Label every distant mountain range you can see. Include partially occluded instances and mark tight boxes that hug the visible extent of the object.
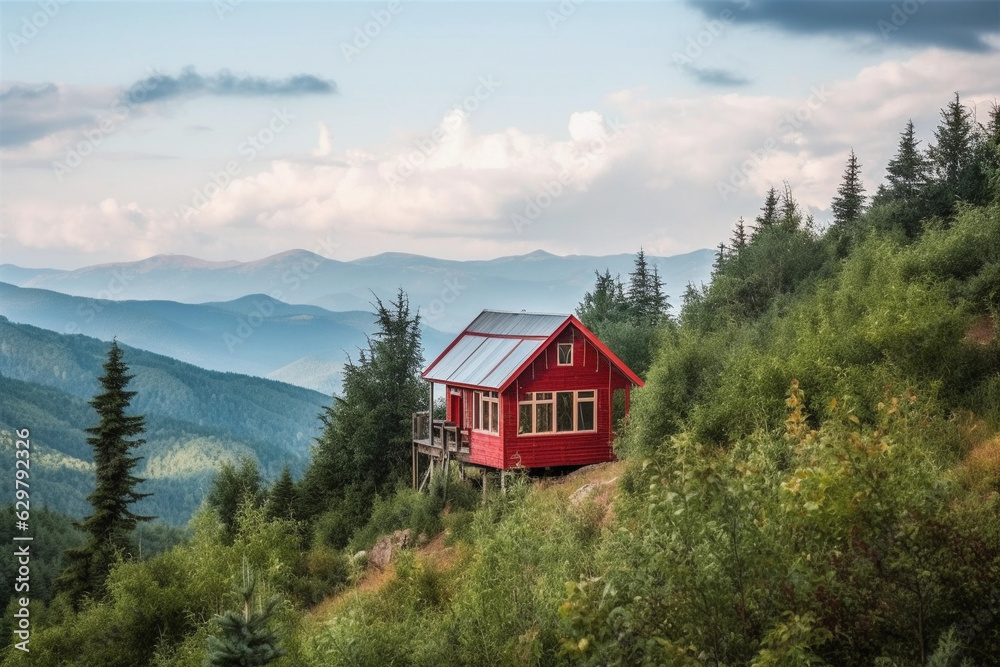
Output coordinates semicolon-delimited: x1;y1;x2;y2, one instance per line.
0;283;454;395
0;318;329;524
0;248;715;333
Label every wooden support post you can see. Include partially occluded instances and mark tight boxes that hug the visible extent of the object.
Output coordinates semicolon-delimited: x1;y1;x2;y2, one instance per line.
412;442;418;490
501;469;507;494
419;464;432;492
442;453;450;504
428;381;434;431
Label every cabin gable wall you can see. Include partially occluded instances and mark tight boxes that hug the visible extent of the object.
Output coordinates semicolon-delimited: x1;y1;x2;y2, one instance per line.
500;326;631;469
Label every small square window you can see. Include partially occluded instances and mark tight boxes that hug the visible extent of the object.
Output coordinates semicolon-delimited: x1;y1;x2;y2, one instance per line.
557;343;573;365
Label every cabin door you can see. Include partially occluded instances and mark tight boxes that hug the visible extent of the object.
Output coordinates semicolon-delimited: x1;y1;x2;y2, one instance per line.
449;392;463;427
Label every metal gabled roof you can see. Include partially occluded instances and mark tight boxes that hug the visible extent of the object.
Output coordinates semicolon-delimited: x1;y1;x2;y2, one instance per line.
465;310;567;337
422;334;547;389
422;310;644;391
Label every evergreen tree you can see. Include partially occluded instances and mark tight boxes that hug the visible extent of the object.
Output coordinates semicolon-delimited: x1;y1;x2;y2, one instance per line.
778;181;801;231
627;248;652;315
713;242;728;273
204;570;284;667
831;148;866;225
297;290;424;528
681;282;702;311
679;282;710;331
207;456;264;538
649;265;670;318
729;217;748;255
754;187;780;232
929;92;976;187
264;465;296;521
56;341;151;604
986;101;1000;148
627;249;669;324
576;250;670;379
885;119;929;199
577;269;628;327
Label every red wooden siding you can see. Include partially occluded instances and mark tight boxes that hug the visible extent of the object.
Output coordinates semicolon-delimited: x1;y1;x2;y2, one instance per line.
502;325;631;469
444;385;507;468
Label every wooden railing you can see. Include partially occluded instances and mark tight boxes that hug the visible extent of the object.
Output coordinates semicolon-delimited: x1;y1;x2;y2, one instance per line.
412;412;470;455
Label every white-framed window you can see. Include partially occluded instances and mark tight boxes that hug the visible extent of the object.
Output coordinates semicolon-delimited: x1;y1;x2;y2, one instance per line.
473;390;499;433
557;342;573;366
518;390;595;435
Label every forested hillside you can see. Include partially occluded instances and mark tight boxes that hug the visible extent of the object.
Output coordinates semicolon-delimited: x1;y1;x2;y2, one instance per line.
3;94;999;667
0;319;328;523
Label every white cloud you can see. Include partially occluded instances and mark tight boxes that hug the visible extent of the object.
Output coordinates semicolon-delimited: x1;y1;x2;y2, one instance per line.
3;47;999;265
311;122;332;157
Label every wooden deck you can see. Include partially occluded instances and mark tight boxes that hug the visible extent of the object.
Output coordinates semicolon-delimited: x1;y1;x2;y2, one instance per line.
411;411;472;489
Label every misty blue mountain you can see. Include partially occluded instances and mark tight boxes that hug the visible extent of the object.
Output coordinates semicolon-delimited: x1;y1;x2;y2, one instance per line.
1;248;714;332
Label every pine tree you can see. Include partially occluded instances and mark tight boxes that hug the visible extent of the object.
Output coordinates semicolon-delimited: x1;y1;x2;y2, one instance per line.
204;570;284;667
57;340;151;604
831;149;866;225
264;465;296;521
885;119;929;199
755;187;780;231
929;92;975;187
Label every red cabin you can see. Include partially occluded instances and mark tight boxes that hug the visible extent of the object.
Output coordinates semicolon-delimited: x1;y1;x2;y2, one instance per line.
412;310;643;480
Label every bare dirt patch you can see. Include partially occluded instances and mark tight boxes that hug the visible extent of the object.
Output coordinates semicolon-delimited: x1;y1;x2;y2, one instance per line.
965;314;997;346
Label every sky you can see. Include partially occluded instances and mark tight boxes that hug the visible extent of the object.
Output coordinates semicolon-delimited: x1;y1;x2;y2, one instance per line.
1;0;998;270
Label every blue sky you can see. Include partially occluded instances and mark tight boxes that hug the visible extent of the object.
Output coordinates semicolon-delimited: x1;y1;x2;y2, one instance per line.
1;1;998;269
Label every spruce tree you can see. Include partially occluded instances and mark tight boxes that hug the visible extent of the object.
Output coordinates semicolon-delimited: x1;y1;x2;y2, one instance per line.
729;217;748;255
297;290;424;530
57;340;151;604
713;242;728;273
885;119;929;199
831;149;866;225
204;571;284;667
649;264;670;319
264;465;296;521
578;269;628;327
755;187;780;231
627;249;668;324
207;456;264;539
929;92;975;187
986;101;1000;148
778;181;801;231
627;248;652;316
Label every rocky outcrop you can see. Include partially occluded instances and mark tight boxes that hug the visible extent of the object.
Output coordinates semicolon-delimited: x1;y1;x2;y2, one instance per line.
368;529;412;570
